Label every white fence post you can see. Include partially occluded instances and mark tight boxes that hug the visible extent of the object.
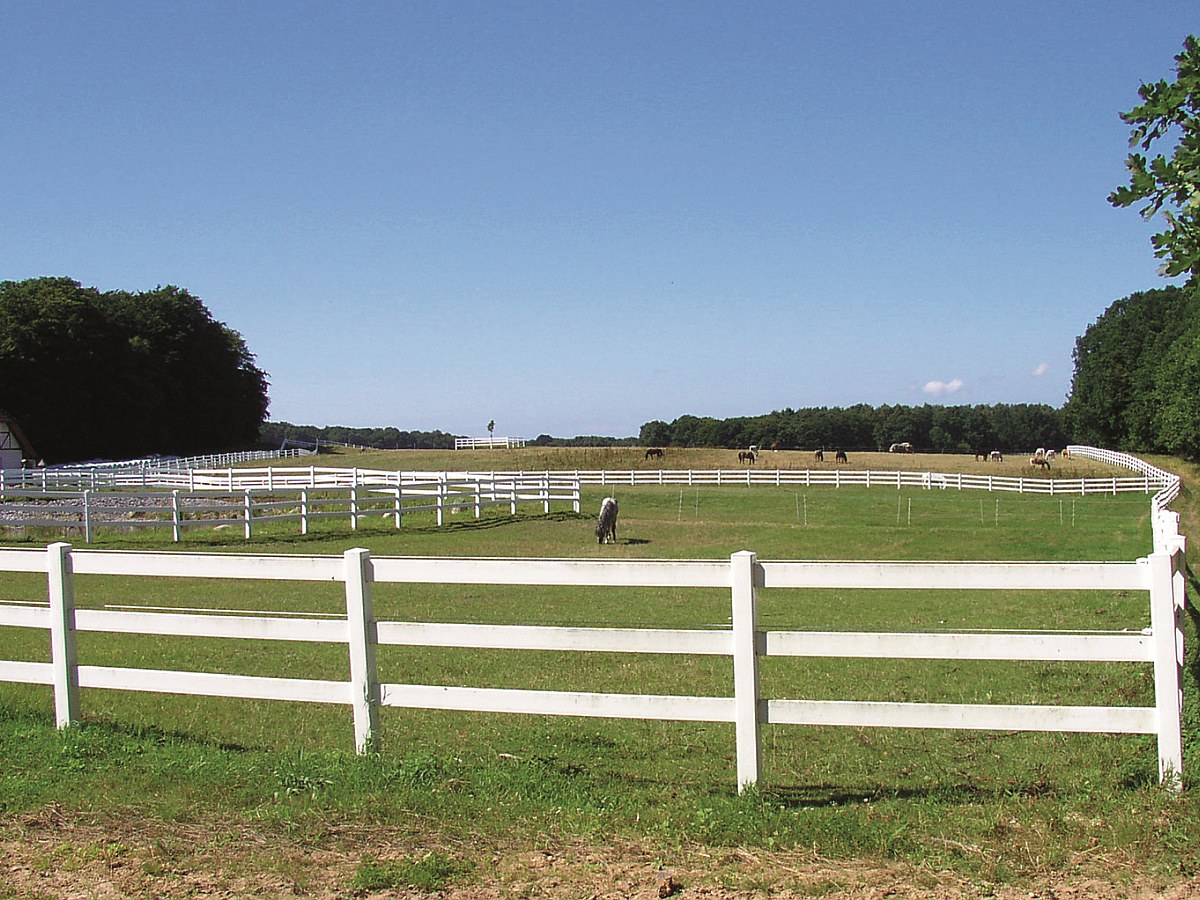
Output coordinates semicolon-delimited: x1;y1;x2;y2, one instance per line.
731;550;761;792
243;489;253;539
344;548;380;753
300;489;309;535
171;491;181;542
47;542;81;729
350;484;359;531
1148;549;1185;789
82;490;92;544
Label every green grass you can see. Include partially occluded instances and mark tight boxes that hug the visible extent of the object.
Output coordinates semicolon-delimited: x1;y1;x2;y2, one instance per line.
0;478;1196;887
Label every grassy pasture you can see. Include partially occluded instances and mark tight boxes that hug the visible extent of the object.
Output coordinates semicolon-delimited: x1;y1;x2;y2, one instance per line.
0;457;1196;891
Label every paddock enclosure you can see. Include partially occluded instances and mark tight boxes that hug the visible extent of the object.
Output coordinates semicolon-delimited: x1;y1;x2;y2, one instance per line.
0;447;1188;793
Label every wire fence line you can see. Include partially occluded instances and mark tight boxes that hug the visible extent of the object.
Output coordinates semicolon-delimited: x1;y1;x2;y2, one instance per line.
0;476;582;543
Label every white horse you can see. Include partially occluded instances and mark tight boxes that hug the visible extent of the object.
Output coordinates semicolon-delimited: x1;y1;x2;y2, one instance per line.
596;497;619;544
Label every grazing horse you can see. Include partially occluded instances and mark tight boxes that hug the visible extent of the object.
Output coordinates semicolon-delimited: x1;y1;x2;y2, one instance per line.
738;450;757;464
814;449;824;462
989;450;1003;462
974;448;988;461
644;448;664;460
1030;455;1051;472
595;497;619;544
835;449;848;464
890;442;915;453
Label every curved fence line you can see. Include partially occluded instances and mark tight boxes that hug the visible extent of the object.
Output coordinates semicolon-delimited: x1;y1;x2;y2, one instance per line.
1065;445;1182;511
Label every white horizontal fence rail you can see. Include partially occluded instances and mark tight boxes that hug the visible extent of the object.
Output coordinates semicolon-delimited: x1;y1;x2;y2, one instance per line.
0;448;311;491
0;475;582;543
1;444;1176;499
0;507;1186;791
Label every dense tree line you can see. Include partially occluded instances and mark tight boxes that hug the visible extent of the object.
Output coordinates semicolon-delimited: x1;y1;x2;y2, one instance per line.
1063;285;1200;457
0;277;268;463
259;421;458;450
530;434;639;447
638;403;1066;453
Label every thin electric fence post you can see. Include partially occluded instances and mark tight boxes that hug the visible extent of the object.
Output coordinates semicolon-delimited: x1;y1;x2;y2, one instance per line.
1148;548;1184;789
995;498;999;526
344;547;380;754
730;550;761;792
804;494;808;526
47;542;80;729
678;489;683;522
897;495;902;525
82;490;91;544
172;490;181;542
907;497;912;526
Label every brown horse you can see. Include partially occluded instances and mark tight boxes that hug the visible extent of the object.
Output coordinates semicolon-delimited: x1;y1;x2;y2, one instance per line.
835;449;848;464
644;448;664;460
738;450;757;464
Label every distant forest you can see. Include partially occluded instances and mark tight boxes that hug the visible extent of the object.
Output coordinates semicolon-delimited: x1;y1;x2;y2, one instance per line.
259;422;459;450
261;404;1066;454
638;404;1067;453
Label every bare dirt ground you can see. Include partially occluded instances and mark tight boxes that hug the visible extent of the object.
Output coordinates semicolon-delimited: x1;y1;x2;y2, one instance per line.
3;807;1198;900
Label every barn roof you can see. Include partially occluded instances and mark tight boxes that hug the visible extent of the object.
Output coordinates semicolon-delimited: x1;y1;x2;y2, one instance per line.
0;409;36;458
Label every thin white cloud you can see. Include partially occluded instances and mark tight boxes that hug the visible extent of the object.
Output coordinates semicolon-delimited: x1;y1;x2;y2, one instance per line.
922;378;964;398
1031;362;1050;377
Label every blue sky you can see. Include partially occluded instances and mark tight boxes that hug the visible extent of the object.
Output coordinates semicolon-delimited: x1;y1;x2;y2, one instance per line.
3;2;1196;438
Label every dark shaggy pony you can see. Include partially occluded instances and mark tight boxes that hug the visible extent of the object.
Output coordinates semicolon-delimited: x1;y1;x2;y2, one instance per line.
596;496;619;544
644;448;664;460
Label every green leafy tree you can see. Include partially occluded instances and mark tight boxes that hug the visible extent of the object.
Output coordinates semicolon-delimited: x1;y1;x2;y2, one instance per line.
1064;286;1200;454
0;277;269;462
1109;35;1200;282
1150;322;1200;455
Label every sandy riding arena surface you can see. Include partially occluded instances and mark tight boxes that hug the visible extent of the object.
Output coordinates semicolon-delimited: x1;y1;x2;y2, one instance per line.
3;807;1198;900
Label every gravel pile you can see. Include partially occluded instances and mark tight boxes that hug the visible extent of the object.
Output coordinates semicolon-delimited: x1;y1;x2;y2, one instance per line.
0;494;237;523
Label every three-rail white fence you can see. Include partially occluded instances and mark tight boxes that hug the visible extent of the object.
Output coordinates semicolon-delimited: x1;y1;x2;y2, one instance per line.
0;514;1186;792
0;446;1187;791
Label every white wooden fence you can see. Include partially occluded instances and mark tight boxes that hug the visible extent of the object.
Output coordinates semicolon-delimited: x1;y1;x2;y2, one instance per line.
0;475;582;543
0;503;1186;792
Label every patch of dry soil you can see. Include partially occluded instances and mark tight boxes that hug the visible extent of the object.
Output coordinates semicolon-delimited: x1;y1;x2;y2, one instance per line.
2;807;1198;900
